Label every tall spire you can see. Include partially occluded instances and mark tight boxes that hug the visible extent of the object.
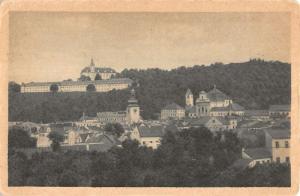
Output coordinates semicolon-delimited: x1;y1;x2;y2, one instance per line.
90;58;95;67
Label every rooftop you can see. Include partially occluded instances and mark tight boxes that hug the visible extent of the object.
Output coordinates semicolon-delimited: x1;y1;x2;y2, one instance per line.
22;78;133;87
269;105;291;112
207;86;231;102
162;103;184;110
243;148;272;159
138;126;164;137
265;128;290;139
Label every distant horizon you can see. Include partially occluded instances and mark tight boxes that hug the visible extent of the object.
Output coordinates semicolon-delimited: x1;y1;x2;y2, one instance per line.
10;58;290;84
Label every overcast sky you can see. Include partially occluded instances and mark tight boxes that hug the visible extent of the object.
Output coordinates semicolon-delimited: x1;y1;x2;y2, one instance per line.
9;12;290;83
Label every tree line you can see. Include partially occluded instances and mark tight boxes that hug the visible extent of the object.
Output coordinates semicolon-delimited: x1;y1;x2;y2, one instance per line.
8;126;290;187
9;59;290;122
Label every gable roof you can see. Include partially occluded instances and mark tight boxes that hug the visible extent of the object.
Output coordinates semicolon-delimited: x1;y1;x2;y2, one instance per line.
243;148;272;159
269;105;290;112
137;126;164;137
207;87;231;102
162;103;184;110
265;129;290;139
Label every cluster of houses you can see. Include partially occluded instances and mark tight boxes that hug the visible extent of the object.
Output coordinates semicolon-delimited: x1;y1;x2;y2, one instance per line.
10;86;291;168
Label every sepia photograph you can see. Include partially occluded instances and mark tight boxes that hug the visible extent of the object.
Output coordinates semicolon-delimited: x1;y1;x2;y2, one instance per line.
1;0;300;195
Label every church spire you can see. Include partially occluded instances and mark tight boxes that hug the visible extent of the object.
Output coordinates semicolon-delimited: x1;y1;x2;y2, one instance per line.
90;58;95;67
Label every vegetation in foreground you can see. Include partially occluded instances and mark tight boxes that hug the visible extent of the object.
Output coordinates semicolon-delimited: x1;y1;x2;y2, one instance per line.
8;127;290;187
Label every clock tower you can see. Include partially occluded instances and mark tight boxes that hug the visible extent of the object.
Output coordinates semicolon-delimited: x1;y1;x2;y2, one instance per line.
126;88;140;124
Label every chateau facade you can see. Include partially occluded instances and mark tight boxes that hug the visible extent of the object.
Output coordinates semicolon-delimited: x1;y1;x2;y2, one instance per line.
21;78;133;93
20;59;132;93
81;58;117;80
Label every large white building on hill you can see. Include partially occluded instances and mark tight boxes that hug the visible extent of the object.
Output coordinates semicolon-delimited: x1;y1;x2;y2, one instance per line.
80;58;117;80
20;59;132;93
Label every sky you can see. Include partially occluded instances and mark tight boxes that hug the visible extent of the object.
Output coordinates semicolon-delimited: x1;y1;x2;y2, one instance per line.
9;12;290;83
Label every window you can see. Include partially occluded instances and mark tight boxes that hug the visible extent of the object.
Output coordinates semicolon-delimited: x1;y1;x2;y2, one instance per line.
285;141;289;148
276;157;280;163
286;157;290;163
275;141;279;148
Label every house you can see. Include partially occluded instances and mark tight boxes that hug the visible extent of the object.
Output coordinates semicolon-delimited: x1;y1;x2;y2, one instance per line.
242;148;272;166
269;105;290;118
131;125;164;149
189;116;237;132
265;128;290;163
161;103;185;120
36;126;52;147
210;103;245;117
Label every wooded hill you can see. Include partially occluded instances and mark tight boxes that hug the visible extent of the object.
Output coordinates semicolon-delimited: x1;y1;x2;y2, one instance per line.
9;59;290;122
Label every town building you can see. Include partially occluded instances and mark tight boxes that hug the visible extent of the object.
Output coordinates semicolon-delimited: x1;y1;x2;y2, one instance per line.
131;125;164;149
269;105;291;118
80;58;117;80
75;89;141;127
185;85;245;118
188;116;238;132
242;148;272;165
161;103;185;120
265;129;290;163
242;128;290;167
244;110;270;120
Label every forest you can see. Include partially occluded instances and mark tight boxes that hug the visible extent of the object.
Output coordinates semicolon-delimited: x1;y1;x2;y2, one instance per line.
8;126;290;187
9;59;291;122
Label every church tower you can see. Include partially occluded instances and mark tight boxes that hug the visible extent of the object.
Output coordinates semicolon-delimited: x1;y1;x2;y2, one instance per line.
185;88;194;107
196;91;211;117
90;58;95;73
126;88;140;124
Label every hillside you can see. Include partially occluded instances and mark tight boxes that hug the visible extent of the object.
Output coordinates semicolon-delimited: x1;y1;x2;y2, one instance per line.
9;59;291;122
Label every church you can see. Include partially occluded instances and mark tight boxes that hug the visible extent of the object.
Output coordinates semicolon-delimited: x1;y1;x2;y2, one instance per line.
185;85;245;118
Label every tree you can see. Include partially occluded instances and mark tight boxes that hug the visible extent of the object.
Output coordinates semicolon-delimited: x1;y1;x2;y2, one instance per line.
8;152;29;186
78;75;91;81
104;123;124;137
48;131;64;152
95;73;102;80
50;84;59;93
58;170;79;186
9;81;21;93
86;84;96;92
8;127;36;149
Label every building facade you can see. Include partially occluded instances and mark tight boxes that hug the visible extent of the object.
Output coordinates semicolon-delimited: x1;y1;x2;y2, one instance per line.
96;89;141;125
185;85;245;118
161;103;185;120
21;78;133;93
131;125;164;149
80;58;117;80
265;129;290;163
